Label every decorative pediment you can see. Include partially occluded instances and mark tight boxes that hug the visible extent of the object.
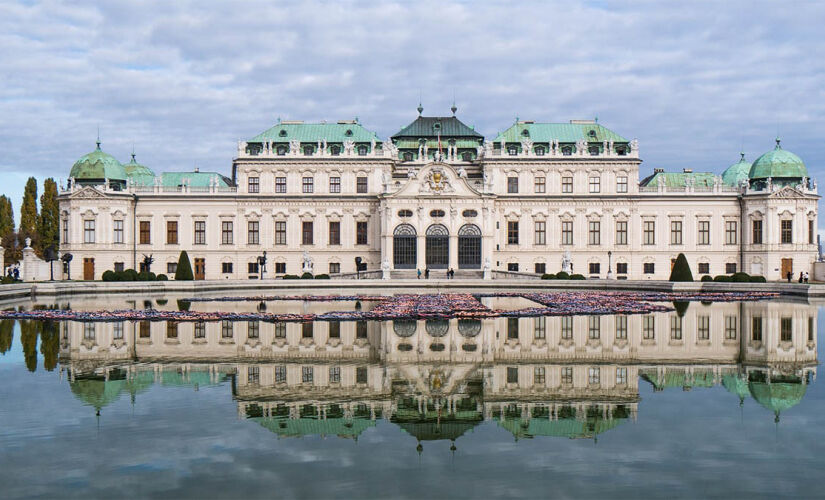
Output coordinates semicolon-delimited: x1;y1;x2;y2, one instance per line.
388;163;481;199
69;186;108;200
770;186;809;199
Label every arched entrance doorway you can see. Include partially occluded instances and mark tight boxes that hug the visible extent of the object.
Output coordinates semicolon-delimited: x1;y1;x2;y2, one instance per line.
458;224;481;269
393;224;417;269
425;224;449;269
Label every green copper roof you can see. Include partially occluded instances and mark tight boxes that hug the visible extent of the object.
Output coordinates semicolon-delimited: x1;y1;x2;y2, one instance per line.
639;171;718;188
396;421;480;441
253;416;376;439
249;121;380;143
495;416;625;440
124;154;156;177
392;116;483;139
722;374;751;402
69;142;127;182
748;380;807;416
69;376;152;410
721;153;751;186
749;139;808;180
493;122;628;144
394;138;483;149
128;171;233;188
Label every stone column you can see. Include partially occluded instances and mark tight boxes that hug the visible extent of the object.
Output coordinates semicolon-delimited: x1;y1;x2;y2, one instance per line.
449;234;458;271
0;246;4;276
22;238;36;281
417;234;426;272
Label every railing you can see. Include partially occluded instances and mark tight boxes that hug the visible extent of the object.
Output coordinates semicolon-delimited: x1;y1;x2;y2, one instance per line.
330;269;383;280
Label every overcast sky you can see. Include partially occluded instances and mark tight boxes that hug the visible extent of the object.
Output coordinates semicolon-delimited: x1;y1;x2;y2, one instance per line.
1;1;823;224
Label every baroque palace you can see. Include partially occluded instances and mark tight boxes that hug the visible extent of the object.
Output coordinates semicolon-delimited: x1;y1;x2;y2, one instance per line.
58;107;819;280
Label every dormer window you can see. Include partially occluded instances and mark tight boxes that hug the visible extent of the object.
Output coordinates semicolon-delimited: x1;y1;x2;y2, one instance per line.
507;146;518;156
461;152;472;162
279;130;287;137
330;145;341;156
433;123;441;132
588;129;597;138
345;129;353;137
357;145;368;156
561;146;573;156
616;146;627;156
588;145;600;156
277;146;287;155
521;129;530;137
403;152;414;161
535;146;545;156
303;145;314;156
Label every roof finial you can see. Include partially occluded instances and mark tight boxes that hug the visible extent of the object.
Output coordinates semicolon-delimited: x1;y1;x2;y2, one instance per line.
451;101;457;116
96;125;101;150
775;136;782;149
131;143;136;162
740;151;745;161
417;101;423;116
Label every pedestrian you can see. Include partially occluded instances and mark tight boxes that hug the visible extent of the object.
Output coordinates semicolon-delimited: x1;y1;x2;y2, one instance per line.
417;269;421;279
799;272;804;283
804;271;809;283
787;271;792;283
13;267;19;281
450;268;455;279
425;268;430;279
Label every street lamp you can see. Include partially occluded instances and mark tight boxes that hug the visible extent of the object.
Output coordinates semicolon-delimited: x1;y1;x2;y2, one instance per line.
257;251;267;280
607;251;614;280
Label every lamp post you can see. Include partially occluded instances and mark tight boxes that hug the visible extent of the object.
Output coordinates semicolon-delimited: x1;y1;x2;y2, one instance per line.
258;251;267;280
607;251;614;280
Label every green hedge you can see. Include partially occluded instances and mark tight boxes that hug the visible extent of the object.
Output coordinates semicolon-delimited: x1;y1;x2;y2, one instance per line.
555;271;570;280
300;272;314;279
102;269;167;282
541;273;556;280
749;275;767;283
570;274;586;280
700;275;714;282
282;274;299;280
713;275;732;282
314;274;330;279
731;272;751;283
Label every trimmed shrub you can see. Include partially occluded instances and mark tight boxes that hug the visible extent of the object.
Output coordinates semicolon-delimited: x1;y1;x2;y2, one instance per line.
555;271;570;280
541;273;556;280
731;272;751;283
102;270;116;282
669;253;693;282
1;276;17;284
301;272;314;279
156;274;168;281
124;269;139;281
282;274;299;280
176;299;191;311
137;271;151;281
570;274;586;280
174;251;194;281
314;274;330;279
749;275;767;283
700;275;714;282
713;275;732;282
673;301;690;317
156;299;168;306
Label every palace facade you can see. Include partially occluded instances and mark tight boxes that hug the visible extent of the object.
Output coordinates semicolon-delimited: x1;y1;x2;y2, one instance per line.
58;109;819;280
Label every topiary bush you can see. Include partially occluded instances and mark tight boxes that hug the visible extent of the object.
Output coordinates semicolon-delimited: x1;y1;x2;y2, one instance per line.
749;275;767;283
700;275;714;282
137;271;151;281
301;272;314;279
156;274;168;281
570;274;586;280
314;274;330;279
102;270;116;282
541;273;556;280
555;271;570;280
669;253;694;282
174;251;194;281
713;275;732;282
124;269;139;281
731;272;751;283
282;274;299;280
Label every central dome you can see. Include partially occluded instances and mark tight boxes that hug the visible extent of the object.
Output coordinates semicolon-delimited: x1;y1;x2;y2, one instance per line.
749;139;807;180
69;141;127;183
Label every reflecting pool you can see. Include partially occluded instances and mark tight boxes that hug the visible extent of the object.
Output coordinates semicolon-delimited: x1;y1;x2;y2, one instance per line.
0;294;823;498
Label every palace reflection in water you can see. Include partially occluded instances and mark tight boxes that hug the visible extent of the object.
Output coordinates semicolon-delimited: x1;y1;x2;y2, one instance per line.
54;299;818;444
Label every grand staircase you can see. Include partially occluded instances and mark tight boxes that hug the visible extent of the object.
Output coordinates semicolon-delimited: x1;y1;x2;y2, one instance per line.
390;269;483;279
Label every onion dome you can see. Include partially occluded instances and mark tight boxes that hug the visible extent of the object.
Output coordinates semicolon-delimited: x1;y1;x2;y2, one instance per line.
123;153;155;177
749;138;808;181
748;378;807;422
69;140;127;184
721;153;751;186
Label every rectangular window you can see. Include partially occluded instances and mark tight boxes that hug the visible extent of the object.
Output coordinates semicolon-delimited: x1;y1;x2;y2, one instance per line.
329;221;341;245
507;263;519;272
139;321;150;338
275;176;286;193
507;177;519;193
167;262;177;274
698;220;710;245
302;322;313;339
507;317;519;339
248;221;259;245
166;221;178;245
644;262;655;274
221;221;233;245
617;176;628;193
534;221;546;245
809;220;815;244
751;316;762;342
275;221;287;245
781;220;793;244
615;220;627;245
194;221;206;245
166;321;178;339
113;322;124;340
780;317;792;342
698;315;710;340
809;317;814;342
62;220;68;244
138;221;151;245
589;176;600;193
328;321;341;338
302;221;313;245
329;262;340;274
534;317;546;339
356;367;368;384
561;221;573;246
534;263;546;274
643;316;655;339
356;176;368;193
561;366;573;384
221;320;233;339
275;366;286;383
275;262;286;274
725;316;737;340
643;220;655;245
329;366;341;383
671;316;682;340
247;366;259;384
670;220;683;245
302;176;314;194
248;262;259;275
356;321;368;339
274;322;286;339
616;367;627;385
616;262;628;274
194;321;205;339
113;220;124;244
356;221;368;245
615;315;628;339
83;322;95;340
302;366;314;384
562;176;573;193
725;221;738;245
561;317;573;339
589;262;600;275
248;176;259;193
222;262;233;274
534;177;546;193
726;263;737;274
588;366;600;385
329;176;341;193
507;221;519;245
84;220;95;243
698;262;710;274
506;367;518;384
752;220;763;244
534;367;546;385
588;316;600;339
114;262;124;273
588;221;601;245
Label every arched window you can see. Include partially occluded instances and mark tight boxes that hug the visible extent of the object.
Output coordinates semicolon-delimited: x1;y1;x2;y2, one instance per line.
561;146;573;156
393;320;417;337
522;129;530;137
508;146;519;156
330;145;341;156
279;130;287;137
425;224;449;269
393;224;417;269
430;209;445;218
458;224;482;269
588;145;600;156
403;152;414;161
462;152;473;162
277;146;287;155
462;209;477;218
458;319;481;337
345;129;353;136
426;320;449;337
303;145;314;156
357;145;368;156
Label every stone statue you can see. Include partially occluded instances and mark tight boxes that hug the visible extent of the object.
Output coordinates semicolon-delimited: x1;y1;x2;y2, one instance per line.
630;138;639;153
457;166;467;178
483;140;493;157
482;171;489;187
561;250;572;274
521;138;533;155
302;251;313;273
343;140;355;155
407;167;417;179
237;141;244;155
289;139;300;155
766;177;773;191
381;259;391;280
483;257;491;271
382;170;391;186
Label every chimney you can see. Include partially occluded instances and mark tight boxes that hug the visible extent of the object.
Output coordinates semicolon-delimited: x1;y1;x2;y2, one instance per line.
654;168;664;174
194;167;199;173
683;168;693;173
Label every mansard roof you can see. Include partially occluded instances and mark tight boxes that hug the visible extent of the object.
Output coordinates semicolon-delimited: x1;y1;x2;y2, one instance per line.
494;121;628;144
249;120;380;143
392;116;483;139
639;171;719;188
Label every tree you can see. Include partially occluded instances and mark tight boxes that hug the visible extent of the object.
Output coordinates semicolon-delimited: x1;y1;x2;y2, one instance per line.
19;177;38;248
36;178;59;258
669;253;694;282
0;196;16;264
175;251;194;280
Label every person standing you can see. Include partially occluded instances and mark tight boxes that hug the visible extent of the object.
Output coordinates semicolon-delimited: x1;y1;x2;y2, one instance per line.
787;271;792;283
799;272;804;283
425;268;430;279
804;271;809;283
417;269;421;279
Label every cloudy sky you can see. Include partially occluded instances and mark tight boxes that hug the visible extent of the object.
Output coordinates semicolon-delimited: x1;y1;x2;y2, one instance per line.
1;1;823;223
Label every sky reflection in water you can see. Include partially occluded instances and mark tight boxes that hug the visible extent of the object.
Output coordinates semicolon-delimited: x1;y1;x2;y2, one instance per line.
0;296;822;499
